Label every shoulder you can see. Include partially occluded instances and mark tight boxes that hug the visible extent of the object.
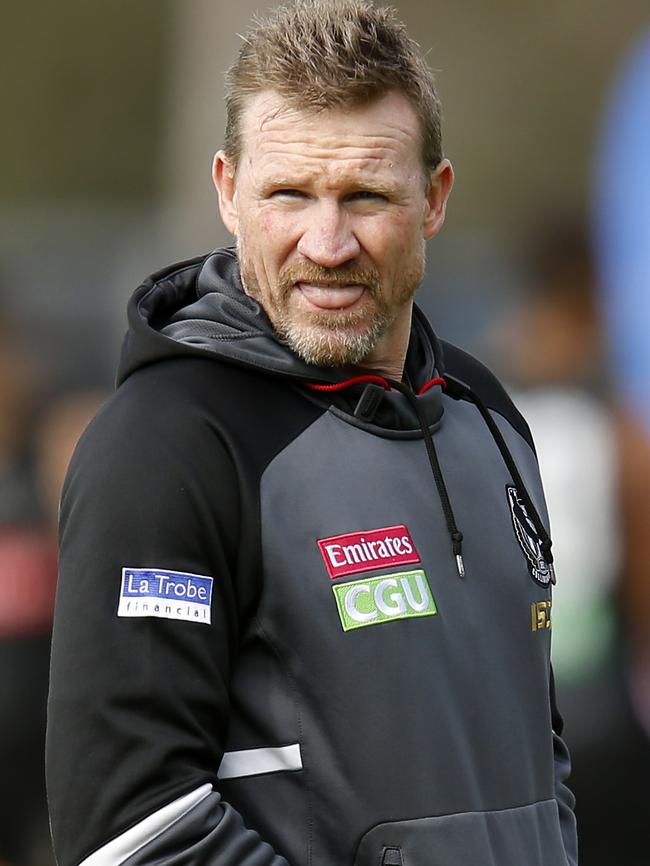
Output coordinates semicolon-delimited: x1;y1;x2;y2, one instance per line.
59;359;243;568
65;358;240;506
438;339;535;453
85;358;228;450
68;355;325;503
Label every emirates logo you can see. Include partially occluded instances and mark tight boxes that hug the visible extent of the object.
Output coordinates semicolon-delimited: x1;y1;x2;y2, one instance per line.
318;524;420;579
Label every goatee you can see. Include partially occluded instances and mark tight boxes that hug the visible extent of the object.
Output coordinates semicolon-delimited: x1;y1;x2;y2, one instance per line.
238;247;422;368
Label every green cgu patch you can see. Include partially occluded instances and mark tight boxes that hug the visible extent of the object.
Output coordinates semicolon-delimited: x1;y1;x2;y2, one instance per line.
332;569;437;632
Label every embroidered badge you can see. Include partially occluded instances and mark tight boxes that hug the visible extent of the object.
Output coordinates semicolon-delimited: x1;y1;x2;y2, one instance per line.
531;600;552;631
117;568;213;624
318;524;420;579
506;486;553;587
332;569;436;632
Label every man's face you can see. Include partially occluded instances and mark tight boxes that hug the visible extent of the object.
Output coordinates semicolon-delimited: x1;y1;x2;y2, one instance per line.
214;90;452;369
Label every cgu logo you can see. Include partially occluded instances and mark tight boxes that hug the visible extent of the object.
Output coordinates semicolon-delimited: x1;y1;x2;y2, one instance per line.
318;524;420;579
332;570;437;632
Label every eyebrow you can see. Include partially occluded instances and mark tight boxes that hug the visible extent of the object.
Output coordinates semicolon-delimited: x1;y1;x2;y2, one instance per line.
258;175;399;196
259;174;311;189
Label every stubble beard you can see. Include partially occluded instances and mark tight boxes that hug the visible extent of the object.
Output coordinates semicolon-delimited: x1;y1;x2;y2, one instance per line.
238;244;424;368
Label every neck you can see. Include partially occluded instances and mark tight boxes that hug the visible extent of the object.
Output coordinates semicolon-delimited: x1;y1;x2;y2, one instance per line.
357;303;413;382
355;356;406;382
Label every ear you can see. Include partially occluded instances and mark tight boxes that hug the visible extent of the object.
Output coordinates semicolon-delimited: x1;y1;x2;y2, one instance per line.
422;158;454;241
212;150;238;236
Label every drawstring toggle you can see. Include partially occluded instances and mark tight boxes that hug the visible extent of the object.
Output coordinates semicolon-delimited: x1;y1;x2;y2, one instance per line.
452;531;465;578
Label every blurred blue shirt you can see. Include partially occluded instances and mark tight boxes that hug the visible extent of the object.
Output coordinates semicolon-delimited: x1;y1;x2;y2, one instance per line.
595;31;650;430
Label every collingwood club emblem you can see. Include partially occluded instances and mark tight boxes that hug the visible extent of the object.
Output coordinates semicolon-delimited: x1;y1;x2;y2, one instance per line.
506;485;554;587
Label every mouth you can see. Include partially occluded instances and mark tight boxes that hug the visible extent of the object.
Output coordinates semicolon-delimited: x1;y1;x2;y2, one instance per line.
296;282;367;311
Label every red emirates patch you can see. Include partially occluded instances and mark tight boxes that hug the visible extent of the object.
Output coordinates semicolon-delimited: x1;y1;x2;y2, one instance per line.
318;524;420;579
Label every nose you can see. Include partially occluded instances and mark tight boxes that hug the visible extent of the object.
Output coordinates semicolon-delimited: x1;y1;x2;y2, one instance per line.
296;202;361;267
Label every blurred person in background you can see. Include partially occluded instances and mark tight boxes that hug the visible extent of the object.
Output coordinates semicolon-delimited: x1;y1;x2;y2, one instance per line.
0;303;104;866
0;305;55;866
490;215;650;866
595;30;650;435
34;393;107;534
594;27;650;755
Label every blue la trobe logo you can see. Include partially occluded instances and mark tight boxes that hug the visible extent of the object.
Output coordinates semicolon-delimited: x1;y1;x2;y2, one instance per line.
117;568;213;624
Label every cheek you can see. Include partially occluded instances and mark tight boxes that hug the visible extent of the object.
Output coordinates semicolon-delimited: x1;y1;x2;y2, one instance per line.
255;209;302;257
239;210;304;290
362;213;422;263
256;207;279;235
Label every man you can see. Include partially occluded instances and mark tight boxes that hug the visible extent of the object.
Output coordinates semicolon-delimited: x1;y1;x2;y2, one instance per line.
46;2;578;865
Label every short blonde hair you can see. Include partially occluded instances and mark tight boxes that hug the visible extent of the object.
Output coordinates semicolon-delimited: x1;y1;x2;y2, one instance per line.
224;0;443;174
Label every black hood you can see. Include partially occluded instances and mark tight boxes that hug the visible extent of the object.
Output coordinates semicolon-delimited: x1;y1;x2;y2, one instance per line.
118;248;443;392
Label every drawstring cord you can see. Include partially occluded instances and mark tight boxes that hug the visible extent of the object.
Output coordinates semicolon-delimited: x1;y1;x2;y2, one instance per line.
418;377;447;395
389;380;465;578
303;372;555;584
305;375;465;578
305;374;392;393
444;374;556;584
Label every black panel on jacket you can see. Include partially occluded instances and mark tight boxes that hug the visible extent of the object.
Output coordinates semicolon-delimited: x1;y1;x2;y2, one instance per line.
438;339;535;452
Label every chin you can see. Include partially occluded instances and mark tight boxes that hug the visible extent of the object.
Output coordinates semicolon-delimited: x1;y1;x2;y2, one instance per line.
281;321;384;368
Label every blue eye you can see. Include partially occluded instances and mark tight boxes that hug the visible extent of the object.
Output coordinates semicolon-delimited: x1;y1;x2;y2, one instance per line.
271;189;304;199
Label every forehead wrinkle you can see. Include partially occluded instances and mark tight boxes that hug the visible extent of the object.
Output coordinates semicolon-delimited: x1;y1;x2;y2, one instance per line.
257;141;408;162
240;92;425;189
248;112;419;153
240;91;424;172
255;127;417;153
257;147;400;167
254;155;403;190
252;138;418;178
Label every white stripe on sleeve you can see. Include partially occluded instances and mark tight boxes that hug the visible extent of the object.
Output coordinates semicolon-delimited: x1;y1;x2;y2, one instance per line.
218;743;302;779
78;784;213;866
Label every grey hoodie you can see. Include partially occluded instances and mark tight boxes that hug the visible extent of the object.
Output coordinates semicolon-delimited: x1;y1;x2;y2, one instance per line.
47;248;577;866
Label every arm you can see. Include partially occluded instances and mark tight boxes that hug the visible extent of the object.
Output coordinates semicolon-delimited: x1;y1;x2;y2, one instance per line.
46;372;289;866
550;667;578;866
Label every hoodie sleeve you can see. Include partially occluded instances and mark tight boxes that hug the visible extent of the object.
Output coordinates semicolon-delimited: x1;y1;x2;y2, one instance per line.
46;372;290;866
550;668;578;866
